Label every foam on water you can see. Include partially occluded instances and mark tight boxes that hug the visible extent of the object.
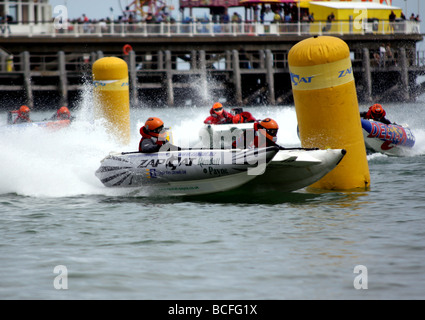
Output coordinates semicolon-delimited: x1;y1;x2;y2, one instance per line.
0;86;130;197
0;117;117;197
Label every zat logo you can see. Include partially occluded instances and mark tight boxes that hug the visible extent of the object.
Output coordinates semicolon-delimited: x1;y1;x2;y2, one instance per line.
290;72;314;86
338;67;352;78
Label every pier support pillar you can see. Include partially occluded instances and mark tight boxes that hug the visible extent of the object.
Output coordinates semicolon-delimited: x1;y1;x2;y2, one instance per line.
265;49;276;105
225;50;232;70
58;51;68;107
399;48;410;101
232;49;242;106
21;51;33;108
164;50;174;107
258;50;265;69
199;50;208;106
0;52;6;70
158;51;164;70
362;48;372;103
191;50;197;69
128;50;138;107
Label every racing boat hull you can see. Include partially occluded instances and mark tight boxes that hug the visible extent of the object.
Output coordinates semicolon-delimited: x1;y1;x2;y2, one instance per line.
199;124;346;192
361;119;415;156
248;148;346;192
95;147;278;196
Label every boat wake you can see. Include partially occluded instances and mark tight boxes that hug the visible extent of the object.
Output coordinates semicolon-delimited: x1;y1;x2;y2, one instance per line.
0;117;121;197
1;100;424;198
409;128;425;156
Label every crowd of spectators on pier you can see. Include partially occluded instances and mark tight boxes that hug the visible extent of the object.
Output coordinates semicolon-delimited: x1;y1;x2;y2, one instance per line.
55;4;421;36
1;1;422;34
59;3;309;31
1;3;419;37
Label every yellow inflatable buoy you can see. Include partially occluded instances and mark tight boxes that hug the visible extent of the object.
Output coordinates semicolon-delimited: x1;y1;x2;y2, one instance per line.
288;36;370;190
92;57;130;145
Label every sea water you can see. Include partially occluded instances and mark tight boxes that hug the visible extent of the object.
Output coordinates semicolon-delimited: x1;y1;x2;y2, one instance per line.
1;92;425;300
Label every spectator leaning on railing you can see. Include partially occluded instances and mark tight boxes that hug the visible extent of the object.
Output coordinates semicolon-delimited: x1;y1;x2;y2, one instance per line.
322;12;335;32
389;10;396;32
232;12;242;23
0;15;12;35
273;11;281;24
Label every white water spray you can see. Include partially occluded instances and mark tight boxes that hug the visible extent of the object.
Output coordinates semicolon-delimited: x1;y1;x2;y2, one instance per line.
2;79;424;198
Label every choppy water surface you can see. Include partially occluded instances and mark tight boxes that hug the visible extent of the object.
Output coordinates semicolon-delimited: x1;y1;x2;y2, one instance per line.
1;100;425;300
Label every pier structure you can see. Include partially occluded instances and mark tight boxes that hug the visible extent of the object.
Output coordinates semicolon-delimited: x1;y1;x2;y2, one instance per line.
1;36;425;109
0;0;424;109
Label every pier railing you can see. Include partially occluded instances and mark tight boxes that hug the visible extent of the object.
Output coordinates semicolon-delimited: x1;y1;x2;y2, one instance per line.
0;20;421;38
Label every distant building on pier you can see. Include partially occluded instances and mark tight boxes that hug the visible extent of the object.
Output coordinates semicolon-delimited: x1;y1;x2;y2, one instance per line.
179;0;241;21
0;0;52;24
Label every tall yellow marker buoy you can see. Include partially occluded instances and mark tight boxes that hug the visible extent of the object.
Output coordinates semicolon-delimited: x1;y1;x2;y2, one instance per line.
288;36;370;190
92;57;130;144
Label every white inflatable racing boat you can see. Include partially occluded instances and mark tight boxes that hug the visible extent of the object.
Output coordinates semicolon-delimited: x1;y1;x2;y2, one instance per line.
95;146;279;196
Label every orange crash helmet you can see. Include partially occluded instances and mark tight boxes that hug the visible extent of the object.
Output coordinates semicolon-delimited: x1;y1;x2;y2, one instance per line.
57;106;71;119
212;102;223;115
19;105;30;115
258;118;279;142
370;104;386;120
144;117;165;137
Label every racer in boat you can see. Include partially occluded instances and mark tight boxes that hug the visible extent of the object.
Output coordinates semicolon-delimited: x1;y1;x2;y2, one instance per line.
233;118;279;149
232;110;256;124
139;117;168;153
360;104;392;125
229;108;258;149
48;106;73;121
253;118;279;148
204;102;234;125
139;117;180;153
12;105;32;124
231;107;256;123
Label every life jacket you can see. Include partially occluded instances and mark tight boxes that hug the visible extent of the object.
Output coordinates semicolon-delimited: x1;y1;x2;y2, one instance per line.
233;111;256;123
233;122;277;149
251;122;278;148
204;108;233;124
139;126;167;151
